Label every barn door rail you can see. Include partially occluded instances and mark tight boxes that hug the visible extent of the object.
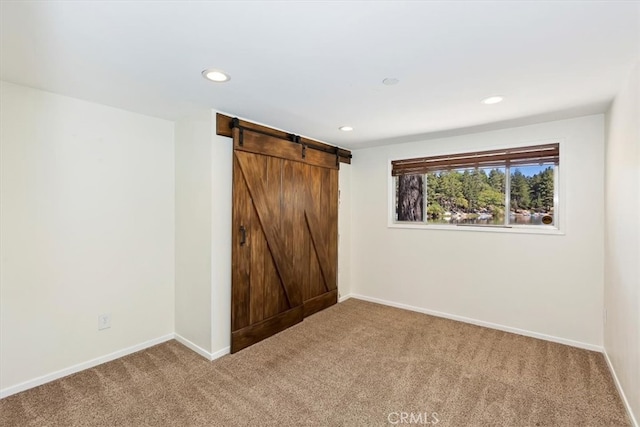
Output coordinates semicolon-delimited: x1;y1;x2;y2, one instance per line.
230;117;347;158
218;113;352;164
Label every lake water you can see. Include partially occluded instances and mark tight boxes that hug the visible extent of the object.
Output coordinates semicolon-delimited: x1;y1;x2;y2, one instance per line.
427;215;549;226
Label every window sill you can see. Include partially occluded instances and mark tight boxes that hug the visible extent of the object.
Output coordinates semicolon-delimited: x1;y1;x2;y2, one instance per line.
388;222;564;235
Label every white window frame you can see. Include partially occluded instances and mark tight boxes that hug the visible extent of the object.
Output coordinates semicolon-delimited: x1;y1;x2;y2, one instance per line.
388;139;565;235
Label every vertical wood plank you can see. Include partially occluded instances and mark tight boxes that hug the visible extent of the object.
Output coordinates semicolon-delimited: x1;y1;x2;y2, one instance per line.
249;155;267;324
289;161;308;305
318;167;330;292
232;153;251;331
307;165;325;298
282;161;307;300
281;158;295;266
264;156;286;318
301;164;312;302
327;168;339;291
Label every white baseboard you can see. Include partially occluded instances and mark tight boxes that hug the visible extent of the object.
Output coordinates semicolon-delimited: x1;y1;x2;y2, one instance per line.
173;333;230;361
338;293;353;303
211;346;231;360
174;334;214;360
603;350;639;427
1;332;232;400
0;298;609;403
350;294;603;352
0;333;174;399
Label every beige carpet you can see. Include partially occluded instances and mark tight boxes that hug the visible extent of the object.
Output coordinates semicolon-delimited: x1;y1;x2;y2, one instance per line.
0;299;630;426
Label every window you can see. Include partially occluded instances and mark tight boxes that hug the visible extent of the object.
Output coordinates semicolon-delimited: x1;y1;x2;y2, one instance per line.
391;143;559;230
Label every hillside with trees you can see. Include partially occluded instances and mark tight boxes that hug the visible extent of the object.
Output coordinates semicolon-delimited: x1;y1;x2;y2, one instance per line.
423;166;554;220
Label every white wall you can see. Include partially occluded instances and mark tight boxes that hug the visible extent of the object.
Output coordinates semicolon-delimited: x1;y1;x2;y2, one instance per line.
351;115;605;348
604;62;639;426
0;82;175;393
175;111;213;354
174;111;232;359
210;112;232;355
338;163;352;300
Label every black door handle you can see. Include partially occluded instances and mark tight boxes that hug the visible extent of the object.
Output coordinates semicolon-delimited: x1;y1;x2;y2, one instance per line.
240;225;247;246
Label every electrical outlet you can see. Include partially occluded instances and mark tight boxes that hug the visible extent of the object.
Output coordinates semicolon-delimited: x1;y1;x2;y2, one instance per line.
98;313;111;330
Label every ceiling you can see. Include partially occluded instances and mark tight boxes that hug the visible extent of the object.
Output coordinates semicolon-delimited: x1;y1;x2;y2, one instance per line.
1;1;638;149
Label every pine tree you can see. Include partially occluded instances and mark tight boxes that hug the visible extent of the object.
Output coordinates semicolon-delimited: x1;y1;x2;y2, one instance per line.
397;174;424;221
510;169;531;210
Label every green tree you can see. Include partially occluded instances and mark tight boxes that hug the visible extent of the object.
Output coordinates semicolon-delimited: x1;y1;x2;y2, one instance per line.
527;166;554;212
427;202;444;218
529;173;542;210
426;172;440;208
488;168;505;193
539;167;554;211
478;188;504;210
510;169;531;210
461;169;487;211
437;171;465;212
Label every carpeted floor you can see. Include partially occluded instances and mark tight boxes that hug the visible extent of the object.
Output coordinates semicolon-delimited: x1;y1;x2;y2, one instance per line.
0;299;630;426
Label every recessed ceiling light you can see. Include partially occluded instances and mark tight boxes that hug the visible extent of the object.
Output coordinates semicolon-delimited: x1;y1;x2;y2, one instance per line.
481;96;504;105
382;78;399;86
339;126;353;132
202;69;230;83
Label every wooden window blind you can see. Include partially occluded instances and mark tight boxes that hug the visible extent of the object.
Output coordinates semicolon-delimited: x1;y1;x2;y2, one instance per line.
391;143;559;176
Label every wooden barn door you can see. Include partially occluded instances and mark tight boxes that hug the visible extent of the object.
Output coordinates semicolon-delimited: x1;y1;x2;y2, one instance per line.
302;166;338;317
231;127;338;353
